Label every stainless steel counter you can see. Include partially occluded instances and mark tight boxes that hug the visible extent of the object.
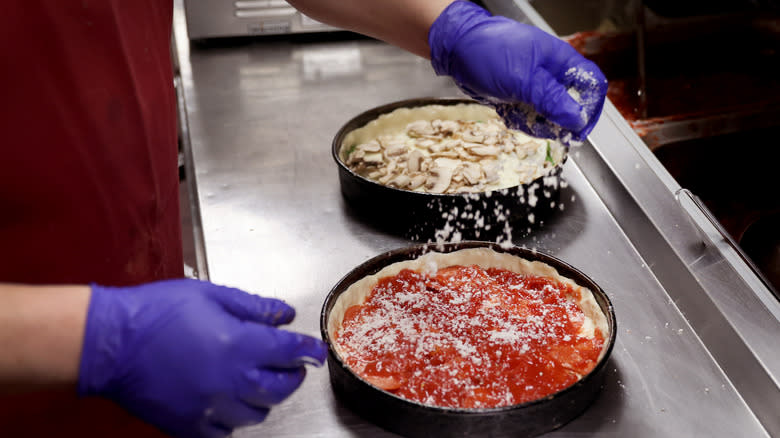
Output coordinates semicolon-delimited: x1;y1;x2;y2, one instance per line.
172;1;780;436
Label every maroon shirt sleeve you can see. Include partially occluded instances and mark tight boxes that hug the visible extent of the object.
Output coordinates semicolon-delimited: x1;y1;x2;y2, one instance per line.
0;0;183;286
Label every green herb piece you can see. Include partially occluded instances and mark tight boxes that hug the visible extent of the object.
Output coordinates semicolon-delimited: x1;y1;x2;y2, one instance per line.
345;143;358;157
545;142;555;165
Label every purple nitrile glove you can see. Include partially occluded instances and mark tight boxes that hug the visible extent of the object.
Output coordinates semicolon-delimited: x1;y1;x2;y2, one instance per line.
78;279;327;438
429;0;608;144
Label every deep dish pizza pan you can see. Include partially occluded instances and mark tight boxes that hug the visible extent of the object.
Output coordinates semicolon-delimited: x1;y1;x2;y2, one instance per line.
320;241;617;438
331;98;568;241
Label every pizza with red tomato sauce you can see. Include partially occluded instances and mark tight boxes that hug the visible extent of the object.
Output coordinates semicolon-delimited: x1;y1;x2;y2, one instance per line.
328;248;609;409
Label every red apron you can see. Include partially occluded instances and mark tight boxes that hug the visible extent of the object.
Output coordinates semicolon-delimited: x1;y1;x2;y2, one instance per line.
1;1;182;436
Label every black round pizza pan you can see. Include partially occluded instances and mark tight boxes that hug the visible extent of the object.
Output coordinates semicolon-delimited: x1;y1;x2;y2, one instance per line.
332;98;567;241
320;241;617;438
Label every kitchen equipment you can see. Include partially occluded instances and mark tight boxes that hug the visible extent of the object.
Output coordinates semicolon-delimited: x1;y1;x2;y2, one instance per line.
183;0;338;39
561;10;780;293
562;12;780;149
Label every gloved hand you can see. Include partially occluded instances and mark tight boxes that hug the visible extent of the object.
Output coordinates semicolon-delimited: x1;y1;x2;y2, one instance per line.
429;0;608;144
78;279;327;438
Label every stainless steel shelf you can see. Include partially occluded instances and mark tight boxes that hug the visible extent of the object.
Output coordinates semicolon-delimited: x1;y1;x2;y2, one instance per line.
172;0;779;436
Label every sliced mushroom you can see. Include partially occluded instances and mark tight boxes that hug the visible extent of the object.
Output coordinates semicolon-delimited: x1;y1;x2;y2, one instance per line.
407;120;435;137
407;150;424;173
429;171;453;193
456;148;477;161
434;157;461;169
424;174;438;191
462;163;483;185
428;142;445;153
362;154;384;165
483;161;501;184
357;140;382;153
461;132;484;143
431;150;459;159
469;146;500;157
409;174;426;190
428;158;460;194
386;160;398;175
483;134;498;145
442;139;462;150
346;149;365;166
378;172;394;185
433;119;459;136
383;141;407;157
388;174;411;189
416;139;436;149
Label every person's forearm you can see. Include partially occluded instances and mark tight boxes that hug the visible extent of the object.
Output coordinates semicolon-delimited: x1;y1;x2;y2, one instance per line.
0;283;90;392
285;0;454;58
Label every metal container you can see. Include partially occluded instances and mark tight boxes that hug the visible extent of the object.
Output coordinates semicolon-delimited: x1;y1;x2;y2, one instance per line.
331;98;568;242
320;241;617;438
183;0;337;39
